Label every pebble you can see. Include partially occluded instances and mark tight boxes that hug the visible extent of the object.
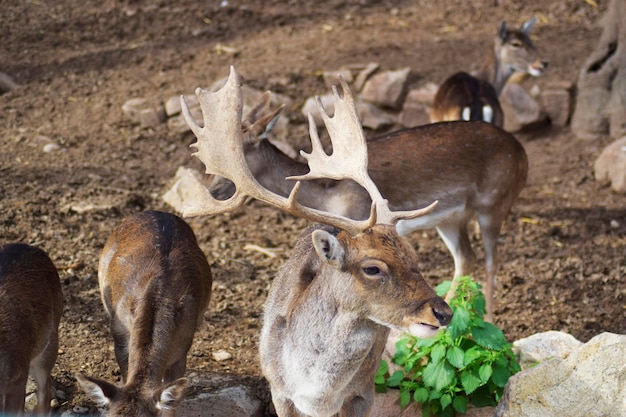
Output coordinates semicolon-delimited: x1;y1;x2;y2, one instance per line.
212;349;233;361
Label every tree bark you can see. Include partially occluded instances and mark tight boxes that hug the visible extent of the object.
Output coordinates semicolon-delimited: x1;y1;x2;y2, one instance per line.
571;0;626;140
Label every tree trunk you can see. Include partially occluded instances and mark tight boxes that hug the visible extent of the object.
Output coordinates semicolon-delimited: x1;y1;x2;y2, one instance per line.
571;0;626;140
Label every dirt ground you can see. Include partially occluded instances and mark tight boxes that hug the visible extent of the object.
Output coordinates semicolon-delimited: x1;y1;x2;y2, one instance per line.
1;0;625;415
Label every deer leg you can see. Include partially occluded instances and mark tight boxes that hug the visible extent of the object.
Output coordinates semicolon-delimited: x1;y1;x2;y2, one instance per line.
164;357;187;383
339;394;373;417
477;215;503;322
3;373;28;415
436;222;475;302
110;323;130;381
30;336;58;415
271;395;304;417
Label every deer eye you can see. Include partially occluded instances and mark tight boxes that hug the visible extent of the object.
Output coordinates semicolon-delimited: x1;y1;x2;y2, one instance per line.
363;266;381;275
510;40;522;48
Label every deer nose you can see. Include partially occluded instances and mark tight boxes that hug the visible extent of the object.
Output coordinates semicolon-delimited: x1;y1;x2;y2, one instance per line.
432;300;453;326
541;60;549;69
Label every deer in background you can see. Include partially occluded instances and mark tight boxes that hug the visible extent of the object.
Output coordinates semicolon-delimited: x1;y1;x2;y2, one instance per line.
180;66;452;417
203;84;527;321
76;210;212;417
0;243;63;416
430;17;548;127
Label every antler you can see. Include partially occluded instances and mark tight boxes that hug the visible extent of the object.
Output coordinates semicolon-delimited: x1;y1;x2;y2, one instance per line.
290;77;437;226
181;66;436;234
181;66;378;234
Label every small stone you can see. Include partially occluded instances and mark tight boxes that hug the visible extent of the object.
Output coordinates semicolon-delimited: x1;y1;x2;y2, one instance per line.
43;142;61;153
212;349;233;361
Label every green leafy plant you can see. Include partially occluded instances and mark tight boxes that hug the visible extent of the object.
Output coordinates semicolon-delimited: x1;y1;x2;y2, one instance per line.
375;276;521;417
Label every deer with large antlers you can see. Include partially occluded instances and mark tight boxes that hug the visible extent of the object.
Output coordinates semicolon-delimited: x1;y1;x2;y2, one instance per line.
180;66;452;417
76;210;212;417
205;85;528;321
430;17;548;127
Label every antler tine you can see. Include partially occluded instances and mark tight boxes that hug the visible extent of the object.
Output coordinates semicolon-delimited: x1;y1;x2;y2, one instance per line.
182;66;379;234
291;77;439;226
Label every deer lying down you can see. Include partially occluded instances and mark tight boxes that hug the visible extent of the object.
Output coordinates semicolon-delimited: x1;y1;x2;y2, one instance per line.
0;243;63;416
180;66;453;417
207;87;528;321
430;17;548;127
76;210;212;417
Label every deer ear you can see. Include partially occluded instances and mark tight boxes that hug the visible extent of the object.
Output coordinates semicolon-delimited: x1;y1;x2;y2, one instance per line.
522;16;537;33
498;21;508;40
312;229;345;269
156;377;189;412
75;373;117;407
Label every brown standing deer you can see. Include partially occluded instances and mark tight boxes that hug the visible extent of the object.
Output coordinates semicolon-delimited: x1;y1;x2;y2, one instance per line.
203;86;528;320
180;66;453;417
430;17;548;127
76;210;212;417
0;243;63;416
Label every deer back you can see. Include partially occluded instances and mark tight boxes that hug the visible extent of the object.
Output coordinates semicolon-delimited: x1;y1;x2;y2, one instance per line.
0;243;63;416
77;210;212;417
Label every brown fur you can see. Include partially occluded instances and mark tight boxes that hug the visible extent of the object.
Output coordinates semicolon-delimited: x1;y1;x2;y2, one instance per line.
76;211;212;417
0;243;63;416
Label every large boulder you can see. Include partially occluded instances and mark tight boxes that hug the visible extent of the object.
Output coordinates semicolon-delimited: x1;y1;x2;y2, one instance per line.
495;332;626;417
594;136;626;193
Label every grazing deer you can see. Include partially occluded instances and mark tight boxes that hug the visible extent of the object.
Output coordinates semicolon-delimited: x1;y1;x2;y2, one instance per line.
430;17;548;127
0;243;63;416
180;66;453;417
76;210;212;417
205;85;527;320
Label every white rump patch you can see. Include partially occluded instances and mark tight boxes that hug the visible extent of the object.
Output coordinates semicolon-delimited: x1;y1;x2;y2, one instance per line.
461;107;471;121
482;105;493;123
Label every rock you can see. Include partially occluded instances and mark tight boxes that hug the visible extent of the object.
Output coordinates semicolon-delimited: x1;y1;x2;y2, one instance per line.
495;332;626;417
323;68;354;89
512;330;582;370
162;166;207;213
594;136;626;193
301;93;337;126
179;385;263;417
0;71;20;92
212;349;233;361
356;101;395;130
352;62;380;92
43;142;61;153
121;98;166;128
500;83;547;132
361;67;412;110
397;86;436;128
164;94;199;117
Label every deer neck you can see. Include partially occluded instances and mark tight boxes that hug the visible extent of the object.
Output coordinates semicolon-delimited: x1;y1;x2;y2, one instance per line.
476;43;513;96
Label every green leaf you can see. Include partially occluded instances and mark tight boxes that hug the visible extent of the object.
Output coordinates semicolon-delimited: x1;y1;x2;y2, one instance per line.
413;387;429;403
479;363;493;383
400;389;411;408
491;362;512;387
386;370;405;388
430;343;446;364
452;395;468;413
377;360;388;376
440;393;452;409
460;371;482;395
471;322;506;350
446;346;465;369
436;280;452;297
448;306;470;339
423;359;455;391
463;346;483;367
